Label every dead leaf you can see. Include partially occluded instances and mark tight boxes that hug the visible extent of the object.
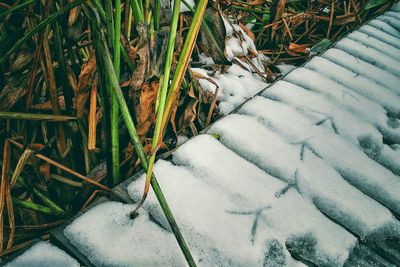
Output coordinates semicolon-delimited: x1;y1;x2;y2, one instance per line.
288;43;310;55
135;79;160;140
76;53;96;118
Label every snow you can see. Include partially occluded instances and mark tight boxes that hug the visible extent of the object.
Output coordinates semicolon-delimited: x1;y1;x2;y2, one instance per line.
368;19;400;38
378;15;400;31
4;241;79;267
347;31;400;60
208;114;299;183
392;3;400;12
261;80;383;153
357;24;400;49
239;96;400;215
334;38;400;76
177;0;194;12
191;64;266;114
321;48;400;94
284;67;400;144
276;64;297;76
189;16;269;114
172;135;286;208
207;114;397;239
305;56;400;116
64;202;186;267
128;157;356;266
297;150;396;239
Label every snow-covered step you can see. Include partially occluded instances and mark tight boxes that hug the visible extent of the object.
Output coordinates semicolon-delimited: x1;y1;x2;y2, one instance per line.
357;24;400;49
368;19;400;38
304;56;400;116
63;201;187;267
3;241;80;267
239;97;400;216
346;31;400;60
284;67;400;144
334;38;400;76
322;48;400;94
128;156;356;266
377;15;400;31
207;114;399;239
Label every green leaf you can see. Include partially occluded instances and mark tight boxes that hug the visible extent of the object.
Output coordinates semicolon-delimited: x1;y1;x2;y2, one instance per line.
310;38;332;55
365;0;391;10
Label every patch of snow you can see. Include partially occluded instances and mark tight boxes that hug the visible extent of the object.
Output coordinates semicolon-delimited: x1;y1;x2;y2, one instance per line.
262;80;383;155
334;38;400;76
378;15;400;31
207;114;397;239
176;135;189;146
305;56;400;116
5;242;79;267
64;202;186;267
128;158;356;266
347;31;400;60
357;24;400;49
322;48;400;94
239;96;400;215
368;19;400;38
191;64;267;114
179;0;194;12
284;67;400;144
276;64;297;76
128;160;304;266
172;135;286;208
208;114;299;183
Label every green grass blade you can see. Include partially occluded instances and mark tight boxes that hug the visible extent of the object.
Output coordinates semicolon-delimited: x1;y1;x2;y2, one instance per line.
135;0;181;212
0;0;35;19
112;0;122;186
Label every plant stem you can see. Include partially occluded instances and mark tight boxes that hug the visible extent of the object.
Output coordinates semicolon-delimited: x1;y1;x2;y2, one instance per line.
0;112;76;121
130;0;145;24
12;197;65;217
135;0;181;212
112;0;122;186
162;0;209;133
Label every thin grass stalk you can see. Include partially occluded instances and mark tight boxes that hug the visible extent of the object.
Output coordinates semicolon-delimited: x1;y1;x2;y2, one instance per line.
0;112;76;121
153;0;161;31
0;0;87;64
161;0;209;132
90;2;135;72
17;177;68;217
53;19;73;114
8;139;111;191
11;197;65;217
0;0;35;19
87;7;196;265
130;0;145;24
5;181;14;249
134;0;181;212
0;140;10;252
111;0;122;186
104;0;115;47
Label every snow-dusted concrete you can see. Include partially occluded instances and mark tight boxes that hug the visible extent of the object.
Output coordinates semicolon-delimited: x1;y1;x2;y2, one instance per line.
4;241;79;267
46;4;400;267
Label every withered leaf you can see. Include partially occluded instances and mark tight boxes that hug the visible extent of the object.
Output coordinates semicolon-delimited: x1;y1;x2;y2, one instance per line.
76;53;96;118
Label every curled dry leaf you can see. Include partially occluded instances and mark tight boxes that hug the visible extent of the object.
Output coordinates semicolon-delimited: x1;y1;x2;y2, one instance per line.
75;53;96;118
135;79;160;140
